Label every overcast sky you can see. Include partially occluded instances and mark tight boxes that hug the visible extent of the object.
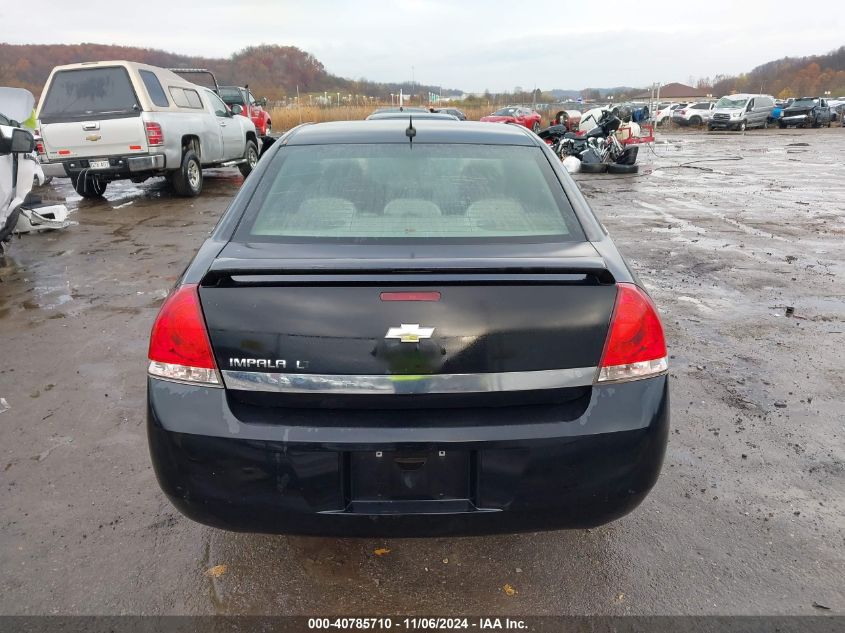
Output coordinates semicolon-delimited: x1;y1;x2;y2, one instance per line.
13;1;845;92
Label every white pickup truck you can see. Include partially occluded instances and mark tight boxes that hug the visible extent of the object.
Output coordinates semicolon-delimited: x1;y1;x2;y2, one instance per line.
36;61;259;198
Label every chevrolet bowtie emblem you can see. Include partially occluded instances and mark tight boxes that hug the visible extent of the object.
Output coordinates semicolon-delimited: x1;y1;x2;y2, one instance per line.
385;323;435;343
85;134;101;142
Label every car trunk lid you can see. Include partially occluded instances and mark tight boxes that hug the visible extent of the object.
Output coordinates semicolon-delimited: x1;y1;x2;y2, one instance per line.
198;244;616;406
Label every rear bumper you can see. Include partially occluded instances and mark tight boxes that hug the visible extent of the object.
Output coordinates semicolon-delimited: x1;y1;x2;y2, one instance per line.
42;154;166;179
40;161;68;178
127;154;166;171
147;375;669;536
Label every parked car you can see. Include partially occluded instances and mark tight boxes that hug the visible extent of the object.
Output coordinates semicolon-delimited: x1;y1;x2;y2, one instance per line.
146;119;670;536
369;107;429;116
653;103;686;125
36;61;259;198
1;115;40;250
367;111;458;121
779;97;832;128
778;97;831;128
480;106;543;132
708;94;774;131
218;86;272;136
433;107;467;121
671;102;715;126
0;87;70;245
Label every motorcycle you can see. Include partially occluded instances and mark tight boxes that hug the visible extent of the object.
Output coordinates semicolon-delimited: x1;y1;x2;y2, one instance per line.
538;108;639;174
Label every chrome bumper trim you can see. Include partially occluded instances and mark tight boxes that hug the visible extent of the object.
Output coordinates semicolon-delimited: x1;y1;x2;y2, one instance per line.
128;154;165;172
221;367;597;395
39;162;68;178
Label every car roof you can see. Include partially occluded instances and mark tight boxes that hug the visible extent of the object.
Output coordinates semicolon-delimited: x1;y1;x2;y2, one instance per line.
47;60;188;84
370;107;428;114
366;112;458;121
285;120;538;146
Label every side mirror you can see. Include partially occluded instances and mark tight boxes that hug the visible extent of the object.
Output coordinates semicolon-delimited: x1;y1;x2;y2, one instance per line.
0;127;35;155
231;104;243;116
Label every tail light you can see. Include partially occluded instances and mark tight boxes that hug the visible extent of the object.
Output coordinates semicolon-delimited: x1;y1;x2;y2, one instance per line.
34;130;45;155
148;284;221;387
145;121;164;146
678;110;686;115
596;283;668;383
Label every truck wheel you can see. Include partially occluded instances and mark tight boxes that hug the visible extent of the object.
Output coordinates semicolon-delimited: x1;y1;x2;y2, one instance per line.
72;174;107;198
689;116;701;127
779;121;786;129
170;150;203;197
532;121;541;133
238;140;259;178
265;122;272;136
738;121;747;132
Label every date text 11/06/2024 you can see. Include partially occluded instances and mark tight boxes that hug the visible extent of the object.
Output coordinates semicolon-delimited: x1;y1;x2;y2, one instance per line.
307;617;528;630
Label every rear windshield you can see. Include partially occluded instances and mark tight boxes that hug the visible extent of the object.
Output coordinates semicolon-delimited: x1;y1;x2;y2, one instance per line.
219;87;244;106
239;144;585;244
40;67;139;122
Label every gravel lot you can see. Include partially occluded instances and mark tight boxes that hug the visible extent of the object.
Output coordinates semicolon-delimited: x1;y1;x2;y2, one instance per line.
0;128;843;616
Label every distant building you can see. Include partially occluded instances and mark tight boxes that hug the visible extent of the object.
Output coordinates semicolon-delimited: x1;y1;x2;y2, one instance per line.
631;83;711;101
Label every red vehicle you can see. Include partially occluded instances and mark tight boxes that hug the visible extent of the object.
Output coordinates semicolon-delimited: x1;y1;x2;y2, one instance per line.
480;106;543;132
218;86;272;136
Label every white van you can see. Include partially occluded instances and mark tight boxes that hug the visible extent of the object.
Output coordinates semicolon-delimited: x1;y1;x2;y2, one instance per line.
708;94;775;131
37;61;259;198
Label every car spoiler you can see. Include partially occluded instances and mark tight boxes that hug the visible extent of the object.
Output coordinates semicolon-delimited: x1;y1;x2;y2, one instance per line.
202;257;616;286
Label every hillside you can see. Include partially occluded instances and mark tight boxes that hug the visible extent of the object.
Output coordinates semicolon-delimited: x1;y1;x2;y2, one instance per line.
0;43;461;101
708;46;845;98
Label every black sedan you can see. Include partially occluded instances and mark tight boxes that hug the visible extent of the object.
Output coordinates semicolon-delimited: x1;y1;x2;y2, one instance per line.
147;120;670;536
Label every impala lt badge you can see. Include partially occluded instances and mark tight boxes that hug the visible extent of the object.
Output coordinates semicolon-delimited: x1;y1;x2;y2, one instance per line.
229;358;309;370
385;324;435;343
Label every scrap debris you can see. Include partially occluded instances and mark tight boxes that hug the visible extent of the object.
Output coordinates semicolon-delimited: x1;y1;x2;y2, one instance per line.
204;564;227;578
